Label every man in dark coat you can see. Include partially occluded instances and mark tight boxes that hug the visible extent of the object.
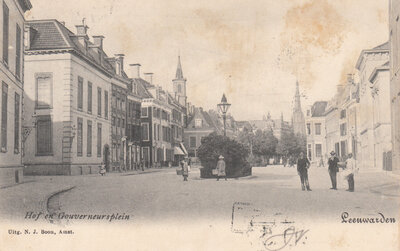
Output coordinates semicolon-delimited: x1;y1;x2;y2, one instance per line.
297;152;311;191
328;151;339;190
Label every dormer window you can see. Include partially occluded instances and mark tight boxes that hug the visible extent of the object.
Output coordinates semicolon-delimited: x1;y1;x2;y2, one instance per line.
195;119;202;128
116;61;121;75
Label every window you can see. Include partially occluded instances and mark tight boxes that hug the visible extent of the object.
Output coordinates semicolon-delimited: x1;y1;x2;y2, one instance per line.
16;25;21;78
14;93;20;153
141;107;148;117
315;144;322;158
77;118;83;156
189;137;196;148
315;123;321;135
97;123;102;157
104;91;108;119
340;123;347;136
195;119;203;128
122;119;125;128
340;140;347;158
87;82;92;113
157;124;160;141
178;84;181;93
340;109;347;119
112;116;116;126
36;115;52;155
307;144;312;160
142;123;149;141
87;120;92;156
3;2;9;64
97;87;102;116
36;73;52;108
1;82;8;151
306;123;311;135
77;77;83;110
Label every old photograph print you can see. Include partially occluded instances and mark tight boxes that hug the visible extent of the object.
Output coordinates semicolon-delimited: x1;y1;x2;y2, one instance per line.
0;0;399;250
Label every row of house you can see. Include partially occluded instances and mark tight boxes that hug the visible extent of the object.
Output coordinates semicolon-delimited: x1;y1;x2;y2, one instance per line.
306;42;396;172
306;0;400;173
0;11;189;185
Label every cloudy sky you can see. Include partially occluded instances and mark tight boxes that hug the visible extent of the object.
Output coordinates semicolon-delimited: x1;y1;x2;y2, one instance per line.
27;0;388;121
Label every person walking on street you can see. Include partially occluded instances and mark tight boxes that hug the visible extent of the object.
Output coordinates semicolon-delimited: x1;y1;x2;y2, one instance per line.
216;155;227;181
297;152;311;191
328;151;339;190
344;153;357;192
181;158;189;181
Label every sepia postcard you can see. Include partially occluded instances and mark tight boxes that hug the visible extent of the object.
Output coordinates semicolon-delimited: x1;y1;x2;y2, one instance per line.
0;0;399;250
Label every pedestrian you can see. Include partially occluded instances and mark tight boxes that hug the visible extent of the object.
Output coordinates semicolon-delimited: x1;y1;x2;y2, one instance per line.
181;158;189;181
344;153;357;192
328;151;339;190
216;155;227;181
297;152;311;191
140;158;145;171
318;156;325;167
99;162;106;176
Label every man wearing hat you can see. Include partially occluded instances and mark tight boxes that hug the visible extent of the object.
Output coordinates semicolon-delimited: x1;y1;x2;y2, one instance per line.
216;155;227;181
328;151;340;190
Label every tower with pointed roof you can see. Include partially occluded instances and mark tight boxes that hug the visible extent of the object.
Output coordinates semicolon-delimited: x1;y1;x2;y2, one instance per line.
292;81;306;136
172;56;187;107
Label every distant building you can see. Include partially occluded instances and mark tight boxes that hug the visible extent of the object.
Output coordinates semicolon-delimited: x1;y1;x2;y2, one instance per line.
184;107;219;157
0;0;32;186
305;101;328;163
389;0;400;173
249;112;291;140
355;42;389;169
292;81;306;136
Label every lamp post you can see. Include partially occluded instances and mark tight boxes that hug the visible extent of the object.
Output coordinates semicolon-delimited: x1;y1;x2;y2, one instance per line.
218;93;231;137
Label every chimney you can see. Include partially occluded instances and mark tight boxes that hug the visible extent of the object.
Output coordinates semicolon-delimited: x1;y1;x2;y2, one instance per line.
75;21;89;51
115;54;125;76
24;25;37;50
144;73;153;85
129;64;141;79
92;35;104;50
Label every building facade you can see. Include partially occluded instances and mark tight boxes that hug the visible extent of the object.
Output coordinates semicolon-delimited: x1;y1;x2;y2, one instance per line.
23;20;116;175
0;0;32;186
369;62;392;170
305;101;327;164
355;42;389;169
390;0;400;173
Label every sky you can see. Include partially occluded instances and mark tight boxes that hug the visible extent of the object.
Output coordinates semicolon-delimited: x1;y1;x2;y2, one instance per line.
27;0;389;121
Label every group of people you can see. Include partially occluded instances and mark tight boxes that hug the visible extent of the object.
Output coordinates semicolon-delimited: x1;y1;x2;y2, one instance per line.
296;151;358;192
179;155;227;182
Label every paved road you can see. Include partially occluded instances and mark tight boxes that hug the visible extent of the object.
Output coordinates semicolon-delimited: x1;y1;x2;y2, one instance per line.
54;165;399;224
1;166;399;251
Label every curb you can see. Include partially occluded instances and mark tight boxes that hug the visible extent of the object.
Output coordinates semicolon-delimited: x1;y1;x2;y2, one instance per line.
40;186;76;217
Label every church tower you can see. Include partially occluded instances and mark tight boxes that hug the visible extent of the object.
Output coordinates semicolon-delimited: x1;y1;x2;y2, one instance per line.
292;81;306;136
172;56;187;107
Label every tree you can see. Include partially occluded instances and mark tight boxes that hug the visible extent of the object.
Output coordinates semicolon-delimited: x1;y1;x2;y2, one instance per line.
277;130;306;158
252;129;278;160
197;133;251;178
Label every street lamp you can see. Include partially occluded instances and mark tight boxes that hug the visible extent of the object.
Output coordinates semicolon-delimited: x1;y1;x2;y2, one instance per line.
218;93;231;137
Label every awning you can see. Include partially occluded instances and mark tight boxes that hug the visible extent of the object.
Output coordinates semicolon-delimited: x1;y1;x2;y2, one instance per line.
174;146;185;155
180;143;188;155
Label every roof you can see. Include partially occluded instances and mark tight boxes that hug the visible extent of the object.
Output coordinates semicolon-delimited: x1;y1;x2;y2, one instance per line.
356;41;389;69
369;61;390;83
26;20;120;78
175;56;184;79
18;0;32;12
311;101;328;117
132;78;153;99
373;42;389;50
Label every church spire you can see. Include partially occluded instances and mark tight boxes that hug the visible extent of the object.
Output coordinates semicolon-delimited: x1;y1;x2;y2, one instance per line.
176;56;184;79
294;80;302;112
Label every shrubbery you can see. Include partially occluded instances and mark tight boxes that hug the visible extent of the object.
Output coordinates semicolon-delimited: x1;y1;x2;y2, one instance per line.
197;133;251;178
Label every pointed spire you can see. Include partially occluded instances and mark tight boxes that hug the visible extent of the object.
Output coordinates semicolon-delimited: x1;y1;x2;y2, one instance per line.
280;112;283;121
176;55;184;79
267;112;271;120
295;80;300;97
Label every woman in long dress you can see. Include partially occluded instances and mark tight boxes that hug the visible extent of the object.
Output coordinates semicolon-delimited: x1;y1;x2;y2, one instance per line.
216;155;227;181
